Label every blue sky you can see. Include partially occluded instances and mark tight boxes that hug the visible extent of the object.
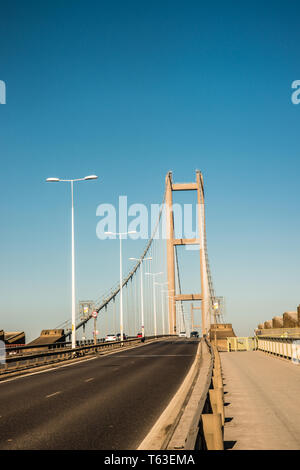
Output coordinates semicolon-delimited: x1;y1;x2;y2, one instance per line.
0;0;300;340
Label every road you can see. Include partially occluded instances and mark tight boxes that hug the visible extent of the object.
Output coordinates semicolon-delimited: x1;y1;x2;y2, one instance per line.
221;350;300;450
0;338;198;450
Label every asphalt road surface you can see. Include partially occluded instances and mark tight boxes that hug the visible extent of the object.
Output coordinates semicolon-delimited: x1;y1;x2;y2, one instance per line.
0;338;198;450
221;350;300;450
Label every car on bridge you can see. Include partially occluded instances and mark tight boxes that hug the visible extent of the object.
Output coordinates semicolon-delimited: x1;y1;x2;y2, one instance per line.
116;333;127;341
190;331;199;338
179;332;187;338
105;334;117;342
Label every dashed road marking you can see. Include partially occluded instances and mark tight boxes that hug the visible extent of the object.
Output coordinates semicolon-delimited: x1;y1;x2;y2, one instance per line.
114;354;194;357
0;356;97;385
46;391;62;398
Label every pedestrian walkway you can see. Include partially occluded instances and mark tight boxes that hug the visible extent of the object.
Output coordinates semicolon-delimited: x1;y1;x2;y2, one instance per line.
221;350;300;450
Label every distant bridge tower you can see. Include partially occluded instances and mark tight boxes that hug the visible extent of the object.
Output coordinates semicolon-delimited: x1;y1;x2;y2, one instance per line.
165;170;210;337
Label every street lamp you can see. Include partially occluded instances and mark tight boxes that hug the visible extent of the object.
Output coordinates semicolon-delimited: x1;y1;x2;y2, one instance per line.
105;231;136;341
46;175;98;349
164;290;175;335
129;256;152;338
145;272;163;336
158;283;169;335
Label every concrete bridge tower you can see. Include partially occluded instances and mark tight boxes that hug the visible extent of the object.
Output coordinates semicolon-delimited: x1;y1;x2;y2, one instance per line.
165;170;210;337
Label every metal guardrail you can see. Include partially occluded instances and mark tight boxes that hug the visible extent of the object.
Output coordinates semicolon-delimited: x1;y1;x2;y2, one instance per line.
5;341;72;356
227;336;257;352
164;339;225;450
4;336;143;358
0;335;174;376
257;336;300;364
183;339;215;449
138;338;213;451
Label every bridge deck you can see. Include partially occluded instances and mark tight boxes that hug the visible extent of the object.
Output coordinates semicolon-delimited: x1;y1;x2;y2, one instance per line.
0;339;198;450
221;350;300;450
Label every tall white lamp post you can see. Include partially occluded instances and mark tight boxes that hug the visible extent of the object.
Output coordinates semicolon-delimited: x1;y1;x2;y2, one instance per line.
159;283;170;335
165;291;175;335
145;272;163;336
46;175;98;349
129;256;152;338
106;231;136;341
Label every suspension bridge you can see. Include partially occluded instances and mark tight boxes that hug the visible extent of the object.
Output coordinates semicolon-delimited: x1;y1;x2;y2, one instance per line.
53;169;224;344
1;170;300;451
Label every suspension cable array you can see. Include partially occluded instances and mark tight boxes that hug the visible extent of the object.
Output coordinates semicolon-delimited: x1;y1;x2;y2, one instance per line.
56;171;221;340
60;185;168;339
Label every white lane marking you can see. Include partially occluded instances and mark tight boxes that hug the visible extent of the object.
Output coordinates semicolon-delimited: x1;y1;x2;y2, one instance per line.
0;356;97;385
0;339;174;385
113;354;194;357
138;340;202;450
45;391;61;398
84;377;94;382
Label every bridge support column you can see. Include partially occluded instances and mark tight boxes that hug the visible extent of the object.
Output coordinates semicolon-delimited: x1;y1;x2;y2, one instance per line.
166;172;176;335
196;170;210;335
165;170;210;337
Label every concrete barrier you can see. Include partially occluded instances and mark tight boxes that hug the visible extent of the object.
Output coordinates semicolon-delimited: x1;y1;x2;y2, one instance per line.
201;414;224;450
283;312;299;328
257;305;300;333
209;389;224;426
272;316;283;328
170;342;224;450
200;344;224;449
27;329;65;348
138;339;203;450
209;324;236;351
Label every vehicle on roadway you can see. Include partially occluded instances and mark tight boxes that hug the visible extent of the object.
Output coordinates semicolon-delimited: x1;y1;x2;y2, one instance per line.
190;331;199;338
116;333;127;341
179;331;187;338
105;334;117;342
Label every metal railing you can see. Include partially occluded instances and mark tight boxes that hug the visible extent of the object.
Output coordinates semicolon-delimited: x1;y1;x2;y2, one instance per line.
227;337;257;352
257;336;300;364
3;335;146;358
0;335;174;376
181;339;216;450
164;339;225;450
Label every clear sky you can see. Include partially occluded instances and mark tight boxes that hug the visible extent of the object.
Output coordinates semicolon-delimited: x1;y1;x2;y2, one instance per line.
0;0;300;341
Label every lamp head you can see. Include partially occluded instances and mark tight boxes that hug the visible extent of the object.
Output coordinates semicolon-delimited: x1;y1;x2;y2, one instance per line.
84;175;98;180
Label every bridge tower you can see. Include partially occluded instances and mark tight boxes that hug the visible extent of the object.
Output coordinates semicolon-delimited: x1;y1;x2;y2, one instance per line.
165;170;210;337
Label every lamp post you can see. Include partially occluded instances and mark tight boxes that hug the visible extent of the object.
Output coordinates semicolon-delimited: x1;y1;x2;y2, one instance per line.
129;256;152;338
165;291;175;335
145;272;163;336
46;175;98;349
159;284;170;335
155;282;168;335
106;231;136;341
